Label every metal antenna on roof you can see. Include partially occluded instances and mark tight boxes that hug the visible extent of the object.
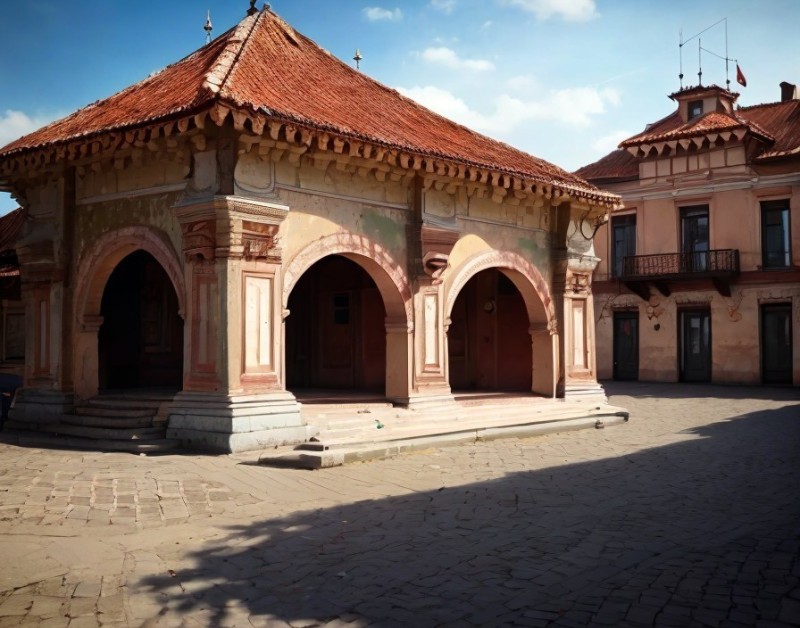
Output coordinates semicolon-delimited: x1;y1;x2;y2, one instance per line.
204;10;213;45
353;49;363;70
697;38;703;86
247;0;258;16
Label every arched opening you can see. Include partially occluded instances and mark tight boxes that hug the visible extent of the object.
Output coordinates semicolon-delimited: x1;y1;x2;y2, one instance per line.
286;255;387;395
98;250;184;391
448;268;532;392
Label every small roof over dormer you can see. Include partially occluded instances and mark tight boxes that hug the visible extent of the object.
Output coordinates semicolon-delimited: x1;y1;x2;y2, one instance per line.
576;80;800;183
668;84;739;123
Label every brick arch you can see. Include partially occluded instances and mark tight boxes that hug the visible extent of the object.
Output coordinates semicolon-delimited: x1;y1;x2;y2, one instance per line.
283;232;412;324
75;226;185;326
444;250;555;327
72;226;185;399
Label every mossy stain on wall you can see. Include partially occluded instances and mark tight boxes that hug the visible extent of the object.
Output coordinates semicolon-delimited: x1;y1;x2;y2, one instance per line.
360;211;404;252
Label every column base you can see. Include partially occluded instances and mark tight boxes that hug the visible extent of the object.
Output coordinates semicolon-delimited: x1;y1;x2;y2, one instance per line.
563;380;608;403
393;389;456;410
167;391;313;453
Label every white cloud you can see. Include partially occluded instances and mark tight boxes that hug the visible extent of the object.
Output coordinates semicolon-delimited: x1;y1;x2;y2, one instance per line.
482;20;494;29
591;130;633;154
507;75;535;90
397;84;620;134
499;0;598;22
362;6;403;21
430;0;457;13
0;110;57;148
420;47;495;72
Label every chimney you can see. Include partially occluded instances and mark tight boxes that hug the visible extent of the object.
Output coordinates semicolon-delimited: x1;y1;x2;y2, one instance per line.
780;81;797;102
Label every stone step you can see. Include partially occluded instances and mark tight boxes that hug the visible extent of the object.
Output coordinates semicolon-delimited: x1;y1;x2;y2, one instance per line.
61;413;155;429
260;413;629;469
81;395;173;410
0;429;181;454
305;405;628;448
5;420;167;441
74;406;157;419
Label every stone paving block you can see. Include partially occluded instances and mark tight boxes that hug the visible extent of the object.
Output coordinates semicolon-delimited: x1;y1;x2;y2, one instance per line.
778;597;800;624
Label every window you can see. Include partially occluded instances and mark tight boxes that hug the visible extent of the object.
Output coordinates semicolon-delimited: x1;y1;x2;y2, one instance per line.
761;200;791;268
611;214;636;277
688;100;703;119
680;205;709;272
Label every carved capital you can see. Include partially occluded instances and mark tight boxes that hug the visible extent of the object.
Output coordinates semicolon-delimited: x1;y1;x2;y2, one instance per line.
420;223;459;282
180;219;216;261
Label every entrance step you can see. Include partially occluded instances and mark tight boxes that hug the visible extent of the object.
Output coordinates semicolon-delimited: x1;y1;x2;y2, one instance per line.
2;391;181;453
258;400;630;469
0;429;180;454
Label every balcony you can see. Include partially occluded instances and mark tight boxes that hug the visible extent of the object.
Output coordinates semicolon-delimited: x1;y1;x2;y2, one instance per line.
618;249;740;298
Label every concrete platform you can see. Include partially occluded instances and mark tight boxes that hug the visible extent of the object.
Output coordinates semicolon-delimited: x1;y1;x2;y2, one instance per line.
258;394;630;468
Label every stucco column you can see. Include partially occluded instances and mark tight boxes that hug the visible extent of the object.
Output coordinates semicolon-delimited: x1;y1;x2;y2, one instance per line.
407;280;454;406
10;238;75;424
168;196;309;452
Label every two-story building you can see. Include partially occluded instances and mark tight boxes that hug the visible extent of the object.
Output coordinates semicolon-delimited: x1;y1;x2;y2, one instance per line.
578;83;800;386
0;6;619;452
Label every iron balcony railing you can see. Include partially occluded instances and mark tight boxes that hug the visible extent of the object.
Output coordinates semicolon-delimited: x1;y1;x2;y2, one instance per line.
620;249;740;280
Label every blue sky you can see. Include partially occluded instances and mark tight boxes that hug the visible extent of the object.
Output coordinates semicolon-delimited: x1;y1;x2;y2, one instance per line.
1;0;798;213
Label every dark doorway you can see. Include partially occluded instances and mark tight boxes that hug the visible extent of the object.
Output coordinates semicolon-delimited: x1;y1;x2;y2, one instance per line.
286;255;386;392
613;311;639;380
448;269;531;392
679;309;711;382
98;250;183;390
762;304;793;385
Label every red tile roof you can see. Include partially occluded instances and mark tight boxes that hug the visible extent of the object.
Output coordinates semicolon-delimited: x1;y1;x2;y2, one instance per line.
0;207;25;254
0;9;612;204
619;110;773;148
578;94;800;182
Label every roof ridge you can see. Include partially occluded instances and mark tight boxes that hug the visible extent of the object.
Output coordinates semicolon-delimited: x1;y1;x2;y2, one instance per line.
203;11;262;97
739;98;800;112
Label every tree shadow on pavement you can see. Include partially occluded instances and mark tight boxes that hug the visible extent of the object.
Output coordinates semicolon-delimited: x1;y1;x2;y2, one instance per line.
139;403;800;627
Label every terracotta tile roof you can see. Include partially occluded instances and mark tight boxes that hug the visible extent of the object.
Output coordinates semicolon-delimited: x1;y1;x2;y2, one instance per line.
619;110;773;147
0;207;25;254
574;149;638;182
0;9;612;204
742;99;800;159
579;94;800;182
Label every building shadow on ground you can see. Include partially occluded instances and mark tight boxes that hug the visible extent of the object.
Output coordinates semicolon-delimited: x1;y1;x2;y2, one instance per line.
139;401;800;627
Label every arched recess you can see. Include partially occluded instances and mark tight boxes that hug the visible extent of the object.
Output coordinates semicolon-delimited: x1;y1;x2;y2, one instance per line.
283;232;412;324
444;250;558;397
282;232;413;402
73;226;186;399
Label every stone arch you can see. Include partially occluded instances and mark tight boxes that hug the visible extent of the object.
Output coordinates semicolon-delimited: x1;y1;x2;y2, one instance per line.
444;250;555;327
282;232;413;402
73;226;186;399
283;232;412;325
443;249;558;397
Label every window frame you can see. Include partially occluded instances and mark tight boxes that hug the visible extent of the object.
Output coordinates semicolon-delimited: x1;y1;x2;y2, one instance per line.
610;213;637;278
760;199;791;269
688;99;704;119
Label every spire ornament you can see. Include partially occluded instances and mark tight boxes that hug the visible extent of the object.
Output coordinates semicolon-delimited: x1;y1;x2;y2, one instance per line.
353;49;363;70
204;10;213;44
247;0;258;16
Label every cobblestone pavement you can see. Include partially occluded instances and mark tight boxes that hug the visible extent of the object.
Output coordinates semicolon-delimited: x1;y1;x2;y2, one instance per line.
0;382;798;627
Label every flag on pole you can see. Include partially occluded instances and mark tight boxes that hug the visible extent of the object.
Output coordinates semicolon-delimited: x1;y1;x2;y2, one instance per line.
736;64;747;87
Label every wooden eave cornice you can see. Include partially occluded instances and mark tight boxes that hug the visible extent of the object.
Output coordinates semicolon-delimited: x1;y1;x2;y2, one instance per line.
0;100;621;211
624;122;777;161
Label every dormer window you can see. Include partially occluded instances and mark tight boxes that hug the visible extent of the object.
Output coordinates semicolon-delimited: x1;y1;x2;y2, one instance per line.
688;100;704;119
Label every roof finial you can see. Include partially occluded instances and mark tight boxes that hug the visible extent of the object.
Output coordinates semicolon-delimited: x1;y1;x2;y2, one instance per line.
204;10;213;44
247;0;258;16
353;48;363;70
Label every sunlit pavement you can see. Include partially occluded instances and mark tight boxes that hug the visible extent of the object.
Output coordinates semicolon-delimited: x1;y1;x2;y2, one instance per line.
0;382;798;627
